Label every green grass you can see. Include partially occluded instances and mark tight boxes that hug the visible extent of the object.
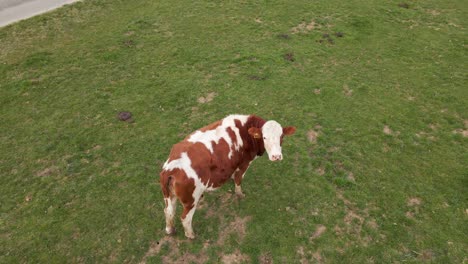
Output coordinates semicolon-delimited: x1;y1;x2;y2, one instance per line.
1;0;467;263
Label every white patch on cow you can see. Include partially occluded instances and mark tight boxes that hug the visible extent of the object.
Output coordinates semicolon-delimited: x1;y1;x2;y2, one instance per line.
187;114;249;159
162;152;206;205
262;120;284;161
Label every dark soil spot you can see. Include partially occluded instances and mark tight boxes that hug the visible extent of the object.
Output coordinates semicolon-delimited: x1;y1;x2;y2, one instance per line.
117;111;133;122
335;32;344;37
122;40;135;47
277;33;290;39
318;33;335;45
398;3;409;9
248;75;267;81
284;53;295;62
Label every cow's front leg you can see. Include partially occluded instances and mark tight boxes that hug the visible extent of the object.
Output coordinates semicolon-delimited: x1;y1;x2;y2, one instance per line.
233;162;251;198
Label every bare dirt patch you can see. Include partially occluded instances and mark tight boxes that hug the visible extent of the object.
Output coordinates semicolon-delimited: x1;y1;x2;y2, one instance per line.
310;224;326;241
139;236;176;264
259;253;273;264
217;216;252;246
307;130;319;143
418;249;435;262
335;191;377;248
383;125;400;136
407;197;422;206
36;166;58;177
426;9;440;16
197;92;216;104
343;84;353;97
221;249;250;264
453;120;468;137
284;53;295;62
291;20;321;34
24;194;32;202
140;236;209;264
312;250;323;263
316;167;325;176
405;211;415;219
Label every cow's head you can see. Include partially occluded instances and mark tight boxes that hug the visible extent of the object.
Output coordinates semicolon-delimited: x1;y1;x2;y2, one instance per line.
248;120;296;161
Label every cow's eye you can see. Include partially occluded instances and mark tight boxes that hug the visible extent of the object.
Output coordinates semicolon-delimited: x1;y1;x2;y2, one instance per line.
263;137;266;140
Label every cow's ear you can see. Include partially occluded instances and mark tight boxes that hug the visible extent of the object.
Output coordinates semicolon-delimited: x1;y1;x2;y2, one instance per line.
283;126;296;136
248;127;262;139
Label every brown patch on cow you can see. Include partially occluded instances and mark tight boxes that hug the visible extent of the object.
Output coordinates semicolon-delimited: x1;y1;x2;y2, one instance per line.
310;224;326;241
284;53;295;62
407;197;422;206
313;89;321;95
221;249;250;264
307;130;319;143
343;84;353;97
36;166;58;177
197;92;216;104
291;19;326;34
259;253;273;264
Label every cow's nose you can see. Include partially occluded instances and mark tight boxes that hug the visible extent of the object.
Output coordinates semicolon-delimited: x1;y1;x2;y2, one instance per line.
271;154;282;161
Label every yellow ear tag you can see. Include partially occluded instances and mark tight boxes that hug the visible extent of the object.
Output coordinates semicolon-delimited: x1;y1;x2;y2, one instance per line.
254;133;261;139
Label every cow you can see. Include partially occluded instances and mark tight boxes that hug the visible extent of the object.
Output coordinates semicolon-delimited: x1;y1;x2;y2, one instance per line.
159;114;296;239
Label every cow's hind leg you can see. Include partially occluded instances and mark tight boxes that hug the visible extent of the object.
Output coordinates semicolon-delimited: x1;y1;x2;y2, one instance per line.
164;196;177;235
180;187;203;239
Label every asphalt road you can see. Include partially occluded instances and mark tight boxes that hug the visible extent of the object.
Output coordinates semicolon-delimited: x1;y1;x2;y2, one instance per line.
0;0;79;27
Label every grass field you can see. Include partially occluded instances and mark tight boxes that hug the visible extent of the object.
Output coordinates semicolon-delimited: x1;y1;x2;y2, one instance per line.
1;0;467;263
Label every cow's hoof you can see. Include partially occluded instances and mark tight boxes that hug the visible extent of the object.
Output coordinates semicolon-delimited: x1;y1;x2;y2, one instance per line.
185;232;195;240
165;227;176;235
236;192;246;199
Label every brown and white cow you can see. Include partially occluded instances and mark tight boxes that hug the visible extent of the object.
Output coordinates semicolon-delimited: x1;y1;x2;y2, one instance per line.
159;114;296;239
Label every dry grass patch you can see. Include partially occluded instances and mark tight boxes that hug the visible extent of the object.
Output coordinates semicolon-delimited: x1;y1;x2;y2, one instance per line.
197;92;216;104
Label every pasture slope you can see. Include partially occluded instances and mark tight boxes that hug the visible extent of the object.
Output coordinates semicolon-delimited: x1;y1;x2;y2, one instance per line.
0;0;466;263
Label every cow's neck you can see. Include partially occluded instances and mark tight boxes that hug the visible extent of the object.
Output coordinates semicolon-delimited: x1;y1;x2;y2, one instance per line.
245;115;266;157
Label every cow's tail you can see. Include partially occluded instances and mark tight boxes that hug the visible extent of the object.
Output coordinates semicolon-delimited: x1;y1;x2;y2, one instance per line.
160;171;174;199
